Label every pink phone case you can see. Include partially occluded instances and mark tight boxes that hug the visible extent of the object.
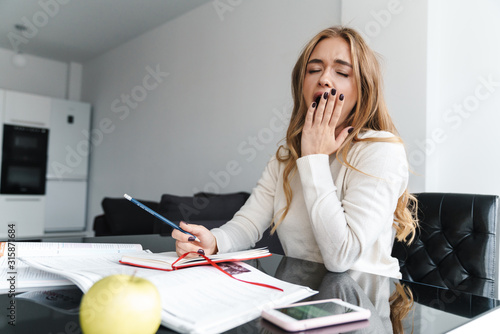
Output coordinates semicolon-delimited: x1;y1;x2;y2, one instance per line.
261;298;371;332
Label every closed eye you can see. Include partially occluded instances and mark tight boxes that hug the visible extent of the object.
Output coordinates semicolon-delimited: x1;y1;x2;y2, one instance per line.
308;70;321;74
337;72;348;77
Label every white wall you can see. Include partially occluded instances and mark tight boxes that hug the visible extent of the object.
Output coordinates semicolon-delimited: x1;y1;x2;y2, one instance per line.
4;0;497;234
426;0;500;194
342;0;500;197
341;0;429;192
82;0;343;231
0;47;68;99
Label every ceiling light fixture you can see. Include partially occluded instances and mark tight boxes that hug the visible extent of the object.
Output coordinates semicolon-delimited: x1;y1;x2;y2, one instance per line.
14;23;28;32
11;24;28;68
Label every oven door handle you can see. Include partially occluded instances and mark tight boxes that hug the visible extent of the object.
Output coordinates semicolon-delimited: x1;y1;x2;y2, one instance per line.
3;197;43;202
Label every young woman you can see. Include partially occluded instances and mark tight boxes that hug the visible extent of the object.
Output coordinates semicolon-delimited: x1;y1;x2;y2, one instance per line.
172;26;418;278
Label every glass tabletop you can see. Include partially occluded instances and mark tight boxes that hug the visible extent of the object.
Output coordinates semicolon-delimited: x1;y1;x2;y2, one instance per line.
0;235;498;333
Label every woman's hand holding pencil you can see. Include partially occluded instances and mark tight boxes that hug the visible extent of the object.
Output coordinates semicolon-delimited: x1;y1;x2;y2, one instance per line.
123;194;218;258
172;222;218;258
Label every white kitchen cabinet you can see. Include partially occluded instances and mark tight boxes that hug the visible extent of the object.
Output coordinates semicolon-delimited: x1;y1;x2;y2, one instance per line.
0;195;45;238
0;89;4;158
0;90;92;237
4;90;51;128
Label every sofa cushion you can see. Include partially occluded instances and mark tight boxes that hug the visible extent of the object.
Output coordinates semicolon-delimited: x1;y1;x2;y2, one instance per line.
155;192;283;254
158;192;250;223
102;197;159;235
92;214;111;236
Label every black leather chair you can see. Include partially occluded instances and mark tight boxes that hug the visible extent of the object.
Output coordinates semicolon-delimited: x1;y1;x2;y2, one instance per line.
392;193;499;298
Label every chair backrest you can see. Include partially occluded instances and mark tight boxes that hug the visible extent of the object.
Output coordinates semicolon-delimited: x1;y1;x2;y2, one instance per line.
392;192;499;298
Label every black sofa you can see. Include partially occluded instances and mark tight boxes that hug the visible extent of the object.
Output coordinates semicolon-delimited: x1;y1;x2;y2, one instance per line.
93;197;160;236
93;191;284;254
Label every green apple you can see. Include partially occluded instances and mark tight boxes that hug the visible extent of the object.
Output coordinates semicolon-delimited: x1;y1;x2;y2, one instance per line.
79;274;161;334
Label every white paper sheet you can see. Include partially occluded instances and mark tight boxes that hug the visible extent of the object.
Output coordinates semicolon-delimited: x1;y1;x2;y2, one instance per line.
21;253;316;333
0;242;144;293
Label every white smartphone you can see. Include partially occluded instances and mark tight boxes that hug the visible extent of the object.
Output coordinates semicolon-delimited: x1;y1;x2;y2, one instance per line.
261;298;371;332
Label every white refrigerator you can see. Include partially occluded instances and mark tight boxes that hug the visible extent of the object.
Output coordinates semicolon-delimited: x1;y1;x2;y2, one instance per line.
45;98;91;232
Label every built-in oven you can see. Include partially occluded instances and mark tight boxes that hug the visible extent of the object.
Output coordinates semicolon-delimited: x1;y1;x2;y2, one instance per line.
0;124;49;195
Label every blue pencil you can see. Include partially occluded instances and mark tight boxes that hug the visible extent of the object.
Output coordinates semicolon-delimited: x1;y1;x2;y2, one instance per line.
123;194;201;242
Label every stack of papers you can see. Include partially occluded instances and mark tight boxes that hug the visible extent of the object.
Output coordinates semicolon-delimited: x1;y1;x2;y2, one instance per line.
1;242;316;333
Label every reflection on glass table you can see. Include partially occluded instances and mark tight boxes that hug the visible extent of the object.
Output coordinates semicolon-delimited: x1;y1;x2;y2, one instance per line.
0;235;498;333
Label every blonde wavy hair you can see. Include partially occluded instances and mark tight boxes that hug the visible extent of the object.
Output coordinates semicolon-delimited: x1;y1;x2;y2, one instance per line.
272;26;418;244
390;282;415;333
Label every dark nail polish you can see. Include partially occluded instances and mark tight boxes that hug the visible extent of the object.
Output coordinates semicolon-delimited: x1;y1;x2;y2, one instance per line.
312;101;317;108
323;91;329;99
348;127;354;134
188;236;196;242
339;94;344;101
331;88;336;96
197;249;205;255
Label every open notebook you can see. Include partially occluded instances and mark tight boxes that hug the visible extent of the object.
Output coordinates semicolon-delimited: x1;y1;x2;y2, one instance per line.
119;248;271;271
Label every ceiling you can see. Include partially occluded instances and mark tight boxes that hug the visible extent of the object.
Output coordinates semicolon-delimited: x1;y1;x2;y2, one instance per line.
0;0;210;63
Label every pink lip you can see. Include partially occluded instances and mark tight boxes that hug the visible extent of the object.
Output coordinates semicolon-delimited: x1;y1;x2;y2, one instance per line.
314;91;327;104
314;91;325;99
